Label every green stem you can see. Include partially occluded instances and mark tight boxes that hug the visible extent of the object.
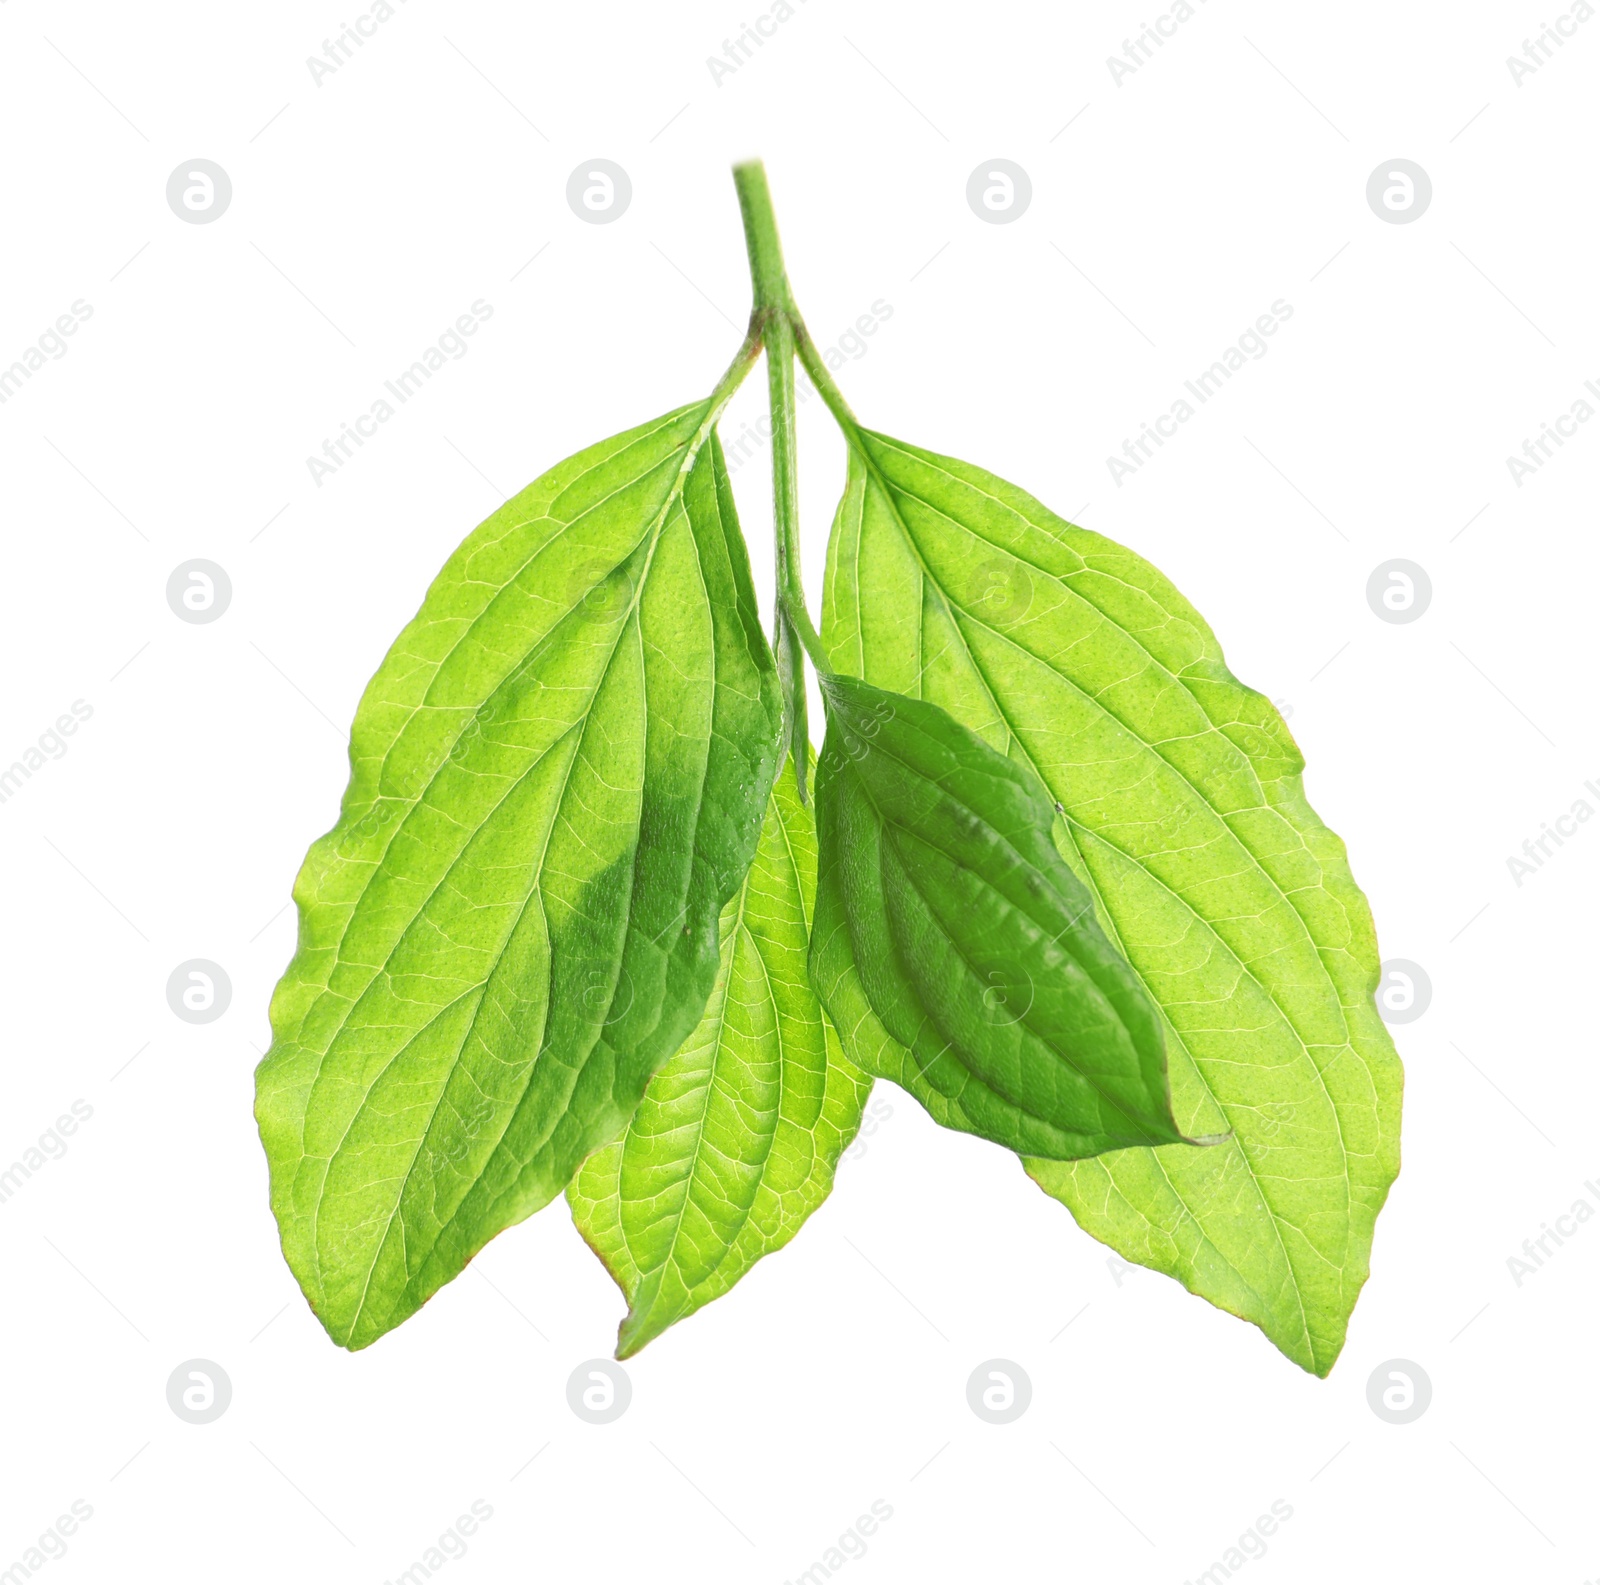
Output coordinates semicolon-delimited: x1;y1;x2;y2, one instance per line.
733;161;795;316
733;161;829;681
705;322;764;419
764;311;828;669
791;315;868;453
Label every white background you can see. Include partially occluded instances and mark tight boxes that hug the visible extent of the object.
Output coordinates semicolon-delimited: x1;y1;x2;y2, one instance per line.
1;1;1596;1581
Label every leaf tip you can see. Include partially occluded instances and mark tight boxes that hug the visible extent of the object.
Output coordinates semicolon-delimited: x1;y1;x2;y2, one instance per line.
614;1309;663;1361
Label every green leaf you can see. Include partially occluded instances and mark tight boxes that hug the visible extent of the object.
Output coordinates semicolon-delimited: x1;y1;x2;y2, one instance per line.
569;756;870;1357
255;403;783;1350
809;670;1195;1160
821;431;1402;1375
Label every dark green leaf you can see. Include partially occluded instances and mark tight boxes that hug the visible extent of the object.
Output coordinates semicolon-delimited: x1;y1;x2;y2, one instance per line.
809;670;1196;1159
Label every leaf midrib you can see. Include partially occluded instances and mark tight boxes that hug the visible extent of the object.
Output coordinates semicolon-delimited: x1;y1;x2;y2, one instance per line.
622;778;817;1325
1049;819;1321;1367
625;864;757;1311
873;808;1172;1150
934;604;1348;1360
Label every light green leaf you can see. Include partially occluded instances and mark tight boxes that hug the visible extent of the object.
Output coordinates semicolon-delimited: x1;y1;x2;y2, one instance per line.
256;404;782;1350
821;431;1402;1375
569;756;870;1358
810;670;1196;1160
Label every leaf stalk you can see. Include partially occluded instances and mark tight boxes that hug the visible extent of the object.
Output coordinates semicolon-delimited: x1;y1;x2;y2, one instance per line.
733;162;831;802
